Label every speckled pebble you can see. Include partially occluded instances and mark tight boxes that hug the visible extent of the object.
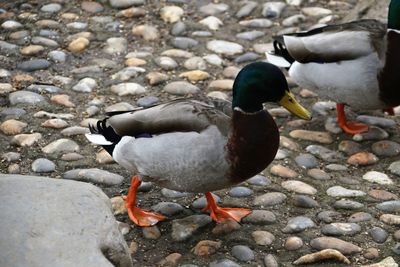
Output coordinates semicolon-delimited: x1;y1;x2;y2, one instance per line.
348;212;373;223
294;153;318;169
369;227;388;243
282;216;315;233
252;230;275;246
231;245;254;262
284;236;303;250
363;171;393;185
371;140;400;157
292;195;319;208
229;186;253;198
334;199;364;210
152;202;184;216
326;186;366;198
321;223;361;236
246;175;271;186
347;152;378;166
253;192;286;206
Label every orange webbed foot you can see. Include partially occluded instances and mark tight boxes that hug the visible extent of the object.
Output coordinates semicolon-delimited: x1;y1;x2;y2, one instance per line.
339;121;369;135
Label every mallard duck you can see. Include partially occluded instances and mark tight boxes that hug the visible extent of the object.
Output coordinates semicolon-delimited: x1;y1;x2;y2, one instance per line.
85;62;311;226
267;0;400;134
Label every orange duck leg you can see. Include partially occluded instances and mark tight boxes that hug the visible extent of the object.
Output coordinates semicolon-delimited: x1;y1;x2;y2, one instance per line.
336;103;369;134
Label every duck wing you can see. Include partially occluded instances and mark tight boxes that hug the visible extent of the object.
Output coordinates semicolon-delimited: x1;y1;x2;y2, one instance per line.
279;19;386;63
106;99;231;137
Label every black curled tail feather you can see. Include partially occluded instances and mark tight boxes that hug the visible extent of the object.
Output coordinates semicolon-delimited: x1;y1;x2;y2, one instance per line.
89;118;121;156
273;36;295;68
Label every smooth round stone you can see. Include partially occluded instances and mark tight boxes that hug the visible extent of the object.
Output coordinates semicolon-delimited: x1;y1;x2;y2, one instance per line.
111;83;146;96
281;180;317;195
0;69;11;78
154;56;178;70
9;30;29;40
42;119;68;129
270;164;298;178
246;175;271;186
9;91;46;105
31;158;56;173
363;171;393;185
48;51;67;62
242;210;276;225
326;186;366;198
222;66;240;78
191;31;212;37
171;21;186;35
199;3;229;16
262;2;286;18
1;107;26;118
348;152;378;166
337;176;360;185
294;154;318;169
253;192;286;206
199;16;223;30
252;230;275;246
372;141;400;157
325;164;348;171
236;2;258;18
207;40;243;56
42;139;79;154
394;230;400;241
321;223;361;236
2;152;21;162
389;161;400;176
191;194;220;209
171;37;198;50
275;149;290;160
163;81;199;95
376;200;400;213
290;130;333;144
2;20;23;29
20;45;44;56
239;18;272;28
368;189;398;200
32;35;59;47
306;145;344;162
207;91;228;100
228;186;253;198
364;248;379;260
61;126;89;137
11;133;42;147
231;245;254;262
17;59;51;72
234;52;260;63
41;3;62;12
151;202;184;216
67;22;88;30
112;66;145;80
393;243;400;255
282;216;315;233
236;31;265;41
353;126;389;141
136;96;159;108
302;7;332;17
0;119;27;135
307;168;331;180
104;37;127;54
82;1;104;13
105;102;135;113
348;212;373;223
284;236;303;250
324;117;342;134
310;237;361;255
317;211;342;223
203;54;224;66
8;164;20;174
264;254;279;267
132;25;159;41
27;84;61;94
72;78;97;93
209;259;240;267
369;227;388;243
292;195;319;208
184;57;207;70
68;37;90;53
282;14;306;27
142;226;161;240
253;43;273;54
180;70;210;82
109;0;144;8
160;6;183;23
61;153;84;161
334;199;364;210
357;115;396;128
161;188;192;198
208;80;233;90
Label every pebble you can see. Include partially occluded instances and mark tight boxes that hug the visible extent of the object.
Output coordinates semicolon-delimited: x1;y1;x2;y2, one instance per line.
111;83;146;96
242;210;276;225
289;130;333;144
199;3;229;16
294;153;318;169
42;138;79;154
371;140;400;157
228;187;253;198
347;152;378;166
326;164;348;171
171;215;212;241
199;16;223;30
310;237;362;255
0;119;27;135
81;1;104;13
321;223;361;236
154;56;178;70
105;102;135;113
253;192;286;206
363;171;393;185
353;126;389;141
171;37;198;50
264;254;279;267
142;226;161;240
161;49;193;58
9;91;46;105
234;52;260;63
281;180;317;195
326;186;366;198
282;216;315;233
239;18;273;28
368;189;398;200
236;1;258;18
236;31;265;41
338;140;362;155
132;25;159;41
389;161;400;176
61;153;84;161
364;248;379;260
246;175;271;186
20;45;44;56
369;227;388;243
17;59;51;72
284;236;303;250
203;54;224;66
2;20;23;29
283;14;307;27
11;133;42;147
262;2;287;18
103;37;127;54
395;230;400;240
208;80;233;91
308;168;331;180
348;212;372;223
157;253;182;266
8;164;21;174
109;0;145;8
96;150;114;164
270;164;298;178
161;188;192;198
137;96;159;108
302;7;332;17
160;6;183;23
164;81;200;95
356;115;396;128
152;202;184;216
192;240;221;256
209;259;240;267
231;245;254;262
171;21;186;35
334;199;364;210
317;211;342;224
50;95;75;108
68;37;90;53
212;219;241;235
252;230;275;246
31;158;56;173
48;51;67;62
207;40;243;56
72;78;97;93
184;57;207;70
63;168;124;186
41;3;62;13
179;70;210;82
306;145;344;162
61;126;89;136
112;66;145;80
376;200;400;213
42;119;68;129
292;195;319;208
2;152;21;162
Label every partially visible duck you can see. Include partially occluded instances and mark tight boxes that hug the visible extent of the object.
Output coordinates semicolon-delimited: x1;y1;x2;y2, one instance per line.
86;62;311;226
267;0;400;134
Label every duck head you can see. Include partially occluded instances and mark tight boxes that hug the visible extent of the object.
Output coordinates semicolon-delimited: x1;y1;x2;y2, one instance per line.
389;0;400;30
232;61;311;120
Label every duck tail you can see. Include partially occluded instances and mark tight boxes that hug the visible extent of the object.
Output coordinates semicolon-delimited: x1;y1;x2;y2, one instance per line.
265;36;294;70
86;119;122;155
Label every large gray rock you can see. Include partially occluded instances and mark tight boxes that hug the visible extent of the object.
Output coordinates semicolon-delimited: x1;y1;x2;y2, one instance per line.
0;174;132;267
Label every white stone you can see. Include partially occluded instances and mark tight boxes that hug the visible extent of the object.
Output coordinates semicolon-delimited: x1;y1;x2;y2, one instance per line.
111;83;146;96
326;186;366;197
281;180;317;195
206;40;243;56
160;6;184;23
363;171;393;185
199;16;223;30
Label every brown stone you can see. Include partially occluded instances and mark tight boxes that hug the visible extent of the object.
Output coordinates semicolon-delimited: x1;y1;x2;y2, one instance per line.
212;218;241;235
289;130;333;144
347;152;379;166
179;70;210;82
142;226;161;240
20;45;44;55
0;119;27;135
157;253;182;267
51;94;75;108
68;37;90;53
125;57;146;66
270;164;298;179
368;189;398;200
191;240;221;256
117;7;146;18
310;237;362;255
363;248;379;260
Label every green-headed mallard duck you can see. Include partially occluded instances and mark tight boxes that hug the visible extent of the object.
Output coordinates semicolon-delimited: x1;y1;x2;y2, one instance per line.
85;62;311;226
267;0;400;134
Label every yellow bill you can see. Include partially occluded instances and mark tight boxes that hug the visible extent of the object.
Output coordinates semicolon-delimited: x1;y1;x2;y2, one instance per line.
278;91;312;120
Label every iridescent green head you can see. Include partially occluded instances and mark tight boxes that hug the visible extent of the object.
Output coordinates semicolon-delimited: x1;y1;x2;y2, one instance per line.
389;0;400;29
232;62;311;120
